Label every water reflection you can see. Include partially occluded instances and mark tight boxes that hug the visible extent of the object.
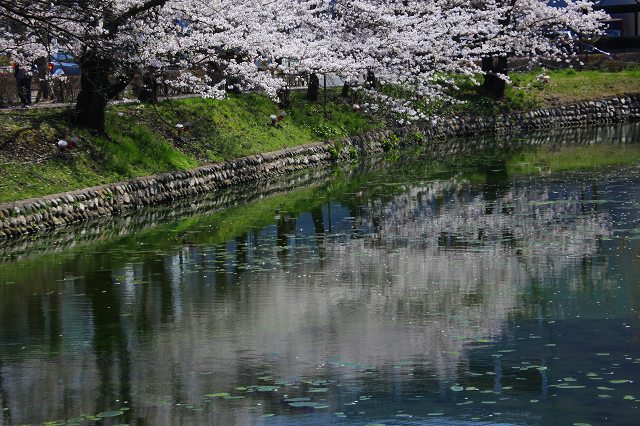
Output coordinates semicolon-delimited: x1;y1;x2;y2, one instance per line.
0;129;640;425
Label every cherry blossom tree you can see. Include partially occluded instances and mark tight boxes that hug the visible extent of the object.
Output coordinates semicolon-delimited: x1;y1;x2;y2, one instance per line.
0;0;301;132
476;0;607;98
0;0;609;132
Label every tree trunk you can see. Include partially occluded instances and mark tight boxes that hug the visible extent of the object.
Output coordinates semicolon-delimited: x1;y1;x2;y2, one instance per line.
482;56;508;99
277;86;291;108
75;51;131;133
137;69;159;103
365;70;377;90
341;82;350;98
307;73;319;102
75;52;111;133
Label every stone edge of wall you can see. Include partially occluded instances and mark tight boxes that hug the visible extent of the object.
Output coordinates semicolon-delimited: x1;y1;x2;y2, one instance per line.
1;93;640;239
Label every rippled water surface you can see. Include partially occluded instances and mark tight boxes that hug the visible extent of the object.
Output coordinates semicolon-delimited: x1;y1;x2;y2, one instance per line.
2;125;640;425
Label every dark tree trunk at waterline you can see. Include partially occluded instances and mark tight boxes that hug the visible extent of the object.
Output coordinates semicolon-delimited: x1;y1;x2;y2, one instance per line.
307;73;319;102
481;56;508;99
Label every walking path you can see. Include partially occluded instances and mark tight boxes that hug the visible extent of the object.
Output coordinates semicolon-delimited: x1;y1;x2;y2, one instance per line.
0;94;201;112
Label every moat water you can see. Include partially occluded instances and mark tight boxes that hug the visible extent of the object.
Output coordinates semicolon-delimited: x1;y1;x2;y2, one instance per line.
1;124;640;425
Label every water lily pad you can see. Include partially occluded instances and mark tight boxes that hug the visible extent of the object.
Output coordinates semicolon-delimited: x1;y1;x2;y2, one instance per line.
285;397;311;402
289;402;319;408
551;385;586;389
96;411;124;418
624;395;635;400
450;385;464;392
256;386;279;392
610;380;631;384
308;388;329;393
205;392;230;398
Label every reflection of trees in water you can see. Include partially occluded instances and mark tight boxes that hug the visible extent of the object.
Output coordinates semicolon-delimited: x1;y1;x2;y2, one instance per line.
367;177;612;291
0;170;620;425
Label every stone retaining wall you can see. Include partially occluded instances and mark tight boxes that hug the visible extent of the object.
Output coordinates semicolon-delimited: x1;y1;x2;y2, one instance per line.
1;94;639;239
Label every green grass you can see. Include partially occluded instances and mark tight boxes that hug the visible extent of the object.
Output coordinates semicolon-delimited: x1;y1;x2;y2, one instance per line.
1;68;640;203
435;68;640;117
0;91;380;202
142;92;379;162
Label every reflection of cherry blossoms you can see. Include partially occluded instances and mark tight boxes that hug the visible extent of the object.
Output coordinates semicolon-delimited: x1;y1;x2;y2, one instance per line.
0;162;631;425
368;177;611;269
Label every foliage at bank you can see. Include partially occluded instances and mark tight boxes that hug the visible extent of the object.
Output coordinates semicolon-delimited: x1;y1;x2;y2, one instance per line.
1;69;640;203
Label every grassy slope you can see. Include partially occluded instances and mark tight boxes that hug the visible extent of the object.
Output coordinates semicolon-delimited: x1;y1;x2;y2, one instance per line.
447;68;640;116
0;92;379;202
1;69;640;203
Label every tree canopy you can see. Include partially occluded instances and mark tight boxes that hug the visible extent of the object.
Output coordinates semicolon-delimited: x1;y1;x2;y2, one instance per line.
0;0;607;130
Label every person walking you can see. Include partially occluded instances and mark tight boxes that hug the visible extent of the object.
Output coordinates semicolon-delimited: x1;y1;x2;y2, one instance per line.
13;63;32;108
